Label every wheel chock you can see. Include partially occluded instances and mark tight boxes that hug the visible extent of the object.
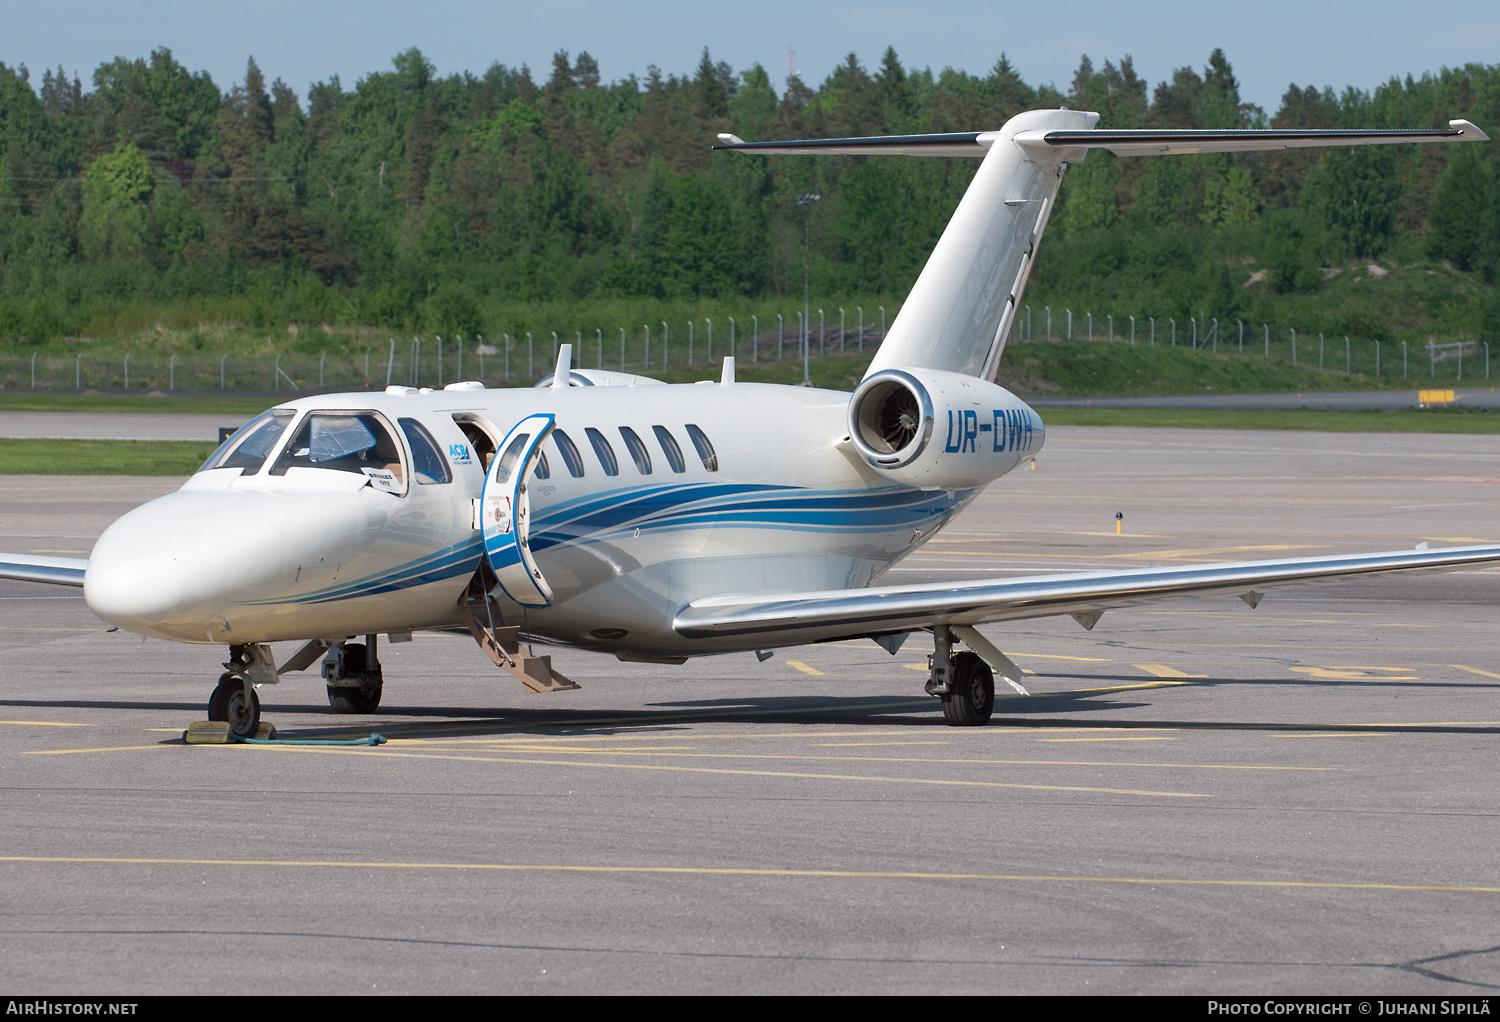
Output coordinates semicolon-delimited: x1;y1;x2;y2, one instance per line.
184;720;278;744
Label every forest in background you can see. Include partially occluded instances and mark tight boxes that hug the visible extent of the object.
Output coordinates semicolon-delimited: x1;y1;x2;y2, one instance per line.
0;43;1498;351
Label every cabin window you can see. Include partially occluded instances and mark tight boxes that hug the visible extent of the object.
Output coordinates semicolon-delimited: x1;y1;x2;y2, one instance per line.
493;433;529;485
198;409;295;475
585;427;618;476
685;424;719;472
619;427;652;474
398;418;452;484
534;448;551;480
653;425;687;473
270;412;406;489
552;429;586;478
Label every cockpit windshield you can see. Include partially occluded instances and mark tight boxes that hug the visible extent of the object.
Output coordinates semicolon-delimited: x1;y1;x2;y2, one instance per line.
269;411;406;491
197;410;296;475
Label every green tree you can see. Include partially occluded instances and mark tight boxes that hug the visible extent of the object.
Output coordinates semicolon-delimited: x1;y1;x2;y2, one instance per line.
1426;145;1493;270
80;142;153;258
1301;145;1401;258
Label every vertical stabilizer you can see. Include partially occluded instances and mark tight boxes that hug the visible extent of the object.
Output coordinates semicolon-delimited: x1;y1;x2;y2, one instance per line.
865;109;1096;380
712;109;1483;384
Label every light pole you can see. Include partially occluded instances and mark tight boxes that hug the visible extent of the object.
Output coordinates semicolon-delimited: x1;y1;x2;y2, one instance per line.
798;193;821;385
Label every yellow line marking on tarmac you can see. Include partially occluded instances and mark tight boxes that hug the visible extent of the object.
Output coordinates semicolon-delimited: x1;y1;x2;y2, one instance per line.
814;741;950;747
0;720;88;727
0;627;101;632
785;660;825;676
1452;665;1500;680
27;744;170;755
5;855;1496;894
1107;544;1315;561
1142;612;1348;623
1270;733;1392;739
1038;736;1179;743
242;746;1212;798
1064;532;1164;538
1133;664;1209;679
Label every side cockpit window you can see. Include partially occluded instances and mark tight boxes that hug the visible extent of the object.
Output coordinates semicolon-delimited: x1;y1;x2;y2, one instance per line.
398;418;452;484
270;412;406;491
198;409;295;475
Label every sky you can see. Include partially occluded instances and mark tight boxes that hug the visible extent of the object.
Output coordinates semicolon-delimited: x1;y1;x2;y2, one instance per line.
6;0;1500;116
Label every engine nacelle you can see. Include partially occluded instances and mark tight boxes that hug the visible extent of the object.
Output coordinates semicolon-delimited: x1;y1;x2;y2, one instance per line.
847;367;1044;490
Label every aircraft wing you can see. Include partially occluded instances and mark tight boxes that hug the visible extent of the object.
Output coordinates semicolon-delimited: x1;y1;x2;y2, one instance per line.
713;121;1487;158
0;554;87;587
673;544;1500;642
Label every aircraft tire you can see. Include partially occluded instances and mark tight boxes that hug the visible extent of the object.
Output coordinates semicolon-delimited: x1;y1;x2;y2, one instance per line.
207;672;235;720
326;643;383;714
327;681;382;714
208;674;261;737
941;652;994;726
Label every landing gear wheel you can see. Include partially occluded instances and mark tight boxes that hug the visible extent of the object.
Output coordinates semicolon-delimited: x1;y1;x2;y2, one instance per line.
208;673;261;737
326;643;382;714
941;651;994;726
327;681;382;714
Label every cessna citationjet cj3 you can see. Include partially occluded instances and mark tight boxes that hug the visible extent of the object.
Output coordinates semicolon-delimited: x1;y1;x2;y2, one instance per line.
3;109;1496;736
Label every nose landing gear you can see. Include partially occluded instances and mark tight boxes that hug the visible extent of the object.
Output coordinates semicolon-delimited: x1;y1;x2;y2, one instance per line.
323;635;384;714
209;644;274;737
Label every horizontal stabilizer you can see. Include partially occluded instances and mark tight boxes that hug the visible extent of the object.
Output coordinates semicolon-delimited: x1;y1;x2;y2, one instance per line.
714;131;998;156
713;121;1486;159
1035;120;1487;156
0;553;86;587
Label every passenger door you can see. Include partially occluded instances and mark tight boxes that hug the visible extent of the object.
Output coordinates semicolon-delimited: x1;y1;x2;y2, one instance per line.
479;413;555;607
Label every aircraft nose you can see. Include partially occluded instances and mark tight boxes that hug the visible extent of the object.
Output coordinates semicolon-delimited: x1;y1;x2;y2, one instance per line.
84;492;287;641
86;529;234;636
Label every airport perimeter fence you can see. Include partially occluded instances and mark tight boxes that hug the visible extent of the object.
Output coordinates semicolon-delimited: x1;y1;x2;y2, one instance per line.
0;311;897;393
1013;305;1493;382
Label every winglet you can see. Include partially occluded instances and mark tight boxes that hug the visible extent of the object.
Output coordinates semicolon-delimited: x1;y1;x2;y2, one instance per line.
720;356;736;386
1451;119;1490;141
552;344;572;389
717;132;746;146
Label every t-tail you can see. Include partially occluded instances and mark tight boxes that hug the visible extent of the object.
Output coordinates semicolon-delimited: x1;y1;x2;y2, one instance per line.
716;111;1487;384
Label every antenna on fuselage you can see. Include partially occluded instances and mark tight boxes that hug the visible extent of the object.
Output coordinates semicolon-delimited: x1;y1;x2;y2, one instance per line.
552;344;573;389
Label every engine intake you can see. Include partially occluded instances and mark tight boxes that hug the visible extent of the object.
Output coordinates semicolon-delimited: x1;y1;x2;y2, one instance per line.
848;367;1043;490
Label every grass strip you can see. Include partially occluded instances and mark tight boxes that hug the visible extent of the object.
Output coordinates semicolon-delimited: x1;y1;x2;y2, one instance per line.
0;394;277;415
1040;407;1500;433
0;438;214;475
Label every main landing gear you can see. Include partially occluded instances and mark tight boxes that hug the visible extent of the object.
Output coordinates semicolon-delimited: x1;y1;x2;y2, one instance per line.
925;624;995;726
322;635;384;714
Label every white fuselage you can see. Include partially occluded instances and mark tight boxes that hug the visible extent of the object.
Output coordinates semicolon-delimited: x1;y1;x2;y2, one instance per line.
84;378;1043;657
